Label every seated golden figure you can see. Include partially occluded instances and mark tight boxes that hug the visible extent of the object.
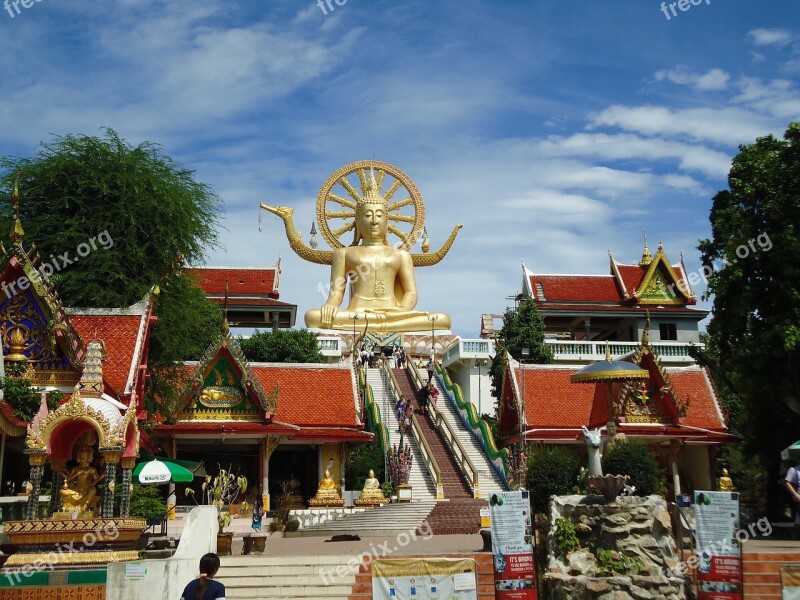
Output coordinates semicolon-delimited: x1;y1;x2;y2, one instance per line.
59;444;104;517
303;171;451;333
355;469;388;506
309;469;344;508
718;468;735;492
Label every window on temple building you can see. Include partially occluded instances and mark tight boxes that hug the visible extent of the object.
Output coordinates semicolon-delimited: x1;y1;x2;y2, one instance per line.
659;323;677;341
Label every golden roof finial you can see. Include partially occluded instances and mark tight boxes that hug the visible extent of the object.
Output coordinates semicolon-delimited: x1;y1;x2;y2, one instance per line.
222;279;230;336
642;309;651;346
639;229;652;267
9;173;24;244
604;340;612;362
6;326;29;362
360;165;387;207
78;339;107;398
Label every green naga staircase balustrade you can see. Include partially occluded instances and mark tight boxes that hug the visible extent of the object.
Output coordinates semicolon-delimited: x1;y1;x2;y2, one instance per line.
435;363;511;488
359;367;390;453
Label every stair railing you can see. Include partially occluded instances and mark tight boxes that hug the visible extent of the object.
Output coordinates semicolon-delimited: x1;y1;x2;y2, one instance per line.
383;363;444;500
408;361;481;498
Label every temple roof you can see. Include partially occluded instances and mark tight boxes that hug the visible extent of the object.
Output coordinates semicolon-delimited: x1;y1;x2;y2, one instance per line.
67;298;154;400
499;349;735;445
187;266;279;298
524;242;702;313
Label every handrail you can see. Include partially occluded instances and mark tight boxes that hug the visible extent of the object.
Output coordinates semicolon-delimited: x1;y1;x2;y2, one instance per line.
359;367;389;454
435;363;511;489
384;363;444;499
409;361;481;498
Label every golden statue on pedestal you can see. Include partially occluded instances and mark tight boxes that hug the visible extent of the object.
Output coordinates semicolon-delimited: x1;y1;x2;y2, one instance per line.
718;468;735;492
260;161;461;333
355;469;389;506
57;437;104;518
309;469;344;508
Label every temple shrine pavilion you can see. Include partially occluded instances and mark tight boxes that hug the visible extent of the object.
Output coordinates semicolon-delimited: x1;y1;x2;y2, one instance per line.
493;241;737;495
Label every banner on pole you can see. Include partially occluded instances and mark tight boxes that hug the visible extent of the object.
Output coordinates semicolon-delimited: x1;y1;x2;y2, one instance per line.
694;490;743;600
489;490;537;599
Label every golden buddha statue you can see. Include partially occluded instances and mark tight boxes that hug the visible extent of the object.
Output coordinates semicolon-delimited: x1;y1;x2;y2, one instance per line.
355;469;389;506
58;442;104;517
309;469;344;508
718;468;735;492
260;161;460;333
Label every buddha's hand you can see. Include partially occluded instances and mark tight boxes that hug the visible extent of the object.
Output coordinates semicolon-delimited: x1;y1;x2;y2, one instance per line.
321;304;338;325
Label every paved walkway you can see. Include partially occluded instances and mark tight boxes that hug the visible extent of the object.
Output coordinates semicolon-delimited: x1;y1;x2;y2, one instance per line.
228;532;486;558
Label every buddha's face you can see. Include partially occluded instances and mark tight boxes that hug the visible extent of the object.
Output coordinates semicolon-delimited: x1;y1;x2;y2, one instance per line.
356;203;388;242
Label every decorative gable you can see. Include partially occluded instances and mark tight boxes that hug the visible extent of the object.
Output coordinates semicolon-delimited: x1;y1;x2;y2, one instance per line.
633;246;694;305
178;334;277;422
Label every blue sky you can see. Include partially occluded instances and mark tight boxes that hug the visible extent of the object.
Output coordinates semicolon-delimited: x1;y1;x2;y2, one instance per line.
1;0;798;337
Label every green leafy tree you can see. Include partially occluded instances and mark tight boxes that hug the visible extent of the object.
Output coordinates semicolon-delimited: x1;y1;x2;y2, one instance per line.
0;130;224;421
239;329;324;364
602;440;663;496
697;122;800;518
0;129;220;307
489;294;552;401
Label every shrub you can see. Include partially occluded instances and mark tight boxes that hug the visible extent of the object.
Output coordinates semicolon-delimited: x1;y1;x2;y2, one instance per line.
602;440;664;496
525;447;580;513
284;518;300;532
129;484;167;521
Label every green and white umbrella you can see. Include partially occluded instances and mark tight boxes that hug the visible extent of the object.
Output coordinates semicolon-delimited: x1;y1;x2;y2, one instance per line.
134;458;195;485
781;441;800;461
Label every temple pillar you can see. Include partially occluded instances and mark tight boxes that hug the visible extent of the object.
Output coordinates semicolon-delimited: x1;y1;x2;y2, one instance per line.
584;318;591;340
101;449;122;518
24;450;47;520
49;459;65;514
262;436;283;511
119;457;136;518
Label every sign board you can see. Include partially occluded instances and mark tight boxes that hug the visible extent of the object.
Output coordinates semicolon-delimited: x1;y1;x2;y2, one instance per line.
371;557;477;599
694;491;743;600
489;491;537;599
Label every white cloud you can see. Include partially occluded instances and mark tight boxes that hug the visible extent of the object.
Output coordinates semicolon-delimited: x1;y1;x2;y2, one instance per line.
748;28;794;47
588;105;781;146
655;67;730;91
539;133;731;177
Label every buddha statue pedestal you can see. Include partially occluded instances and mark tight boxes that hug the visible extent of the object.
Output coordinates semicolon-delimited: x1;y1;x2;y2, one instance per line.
354;469;389;507
308;469;344;509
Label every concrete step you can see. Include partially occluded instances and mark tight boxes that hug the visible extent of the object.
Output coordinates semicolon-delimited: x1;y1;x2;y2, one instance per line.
297;500;436;537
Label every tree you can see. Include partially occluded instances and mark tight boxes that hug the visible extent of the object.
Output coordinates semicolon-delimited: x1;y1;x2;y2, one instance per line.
489;294;552;400
0;130;224;420
697;121;800;518
239;329;324;364
0;129;220;307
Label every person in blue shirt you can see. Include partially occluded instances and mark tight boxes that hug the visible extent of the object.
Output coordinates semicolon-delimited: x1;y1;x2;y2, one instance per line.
181;553;225;600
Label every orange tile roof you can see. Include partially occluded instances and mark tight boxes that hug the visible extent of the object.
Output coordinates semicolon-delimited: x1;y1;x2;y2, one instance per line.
531;275;622;303
516;365;728;440
249;365;360;427
187;267;278;297
69;313;146;396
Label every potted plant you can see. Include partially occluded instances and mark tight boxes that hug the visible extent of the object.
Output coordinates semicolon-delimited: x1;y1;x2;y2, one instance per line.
186;465;247;556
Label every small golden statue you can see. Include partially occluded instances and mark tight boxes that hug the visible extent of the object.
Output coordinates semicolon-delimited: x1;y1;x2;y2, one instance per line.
57;440;104;518
308;469;344;508
355;469;389;506
718;468;735;492
260;161;460;333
